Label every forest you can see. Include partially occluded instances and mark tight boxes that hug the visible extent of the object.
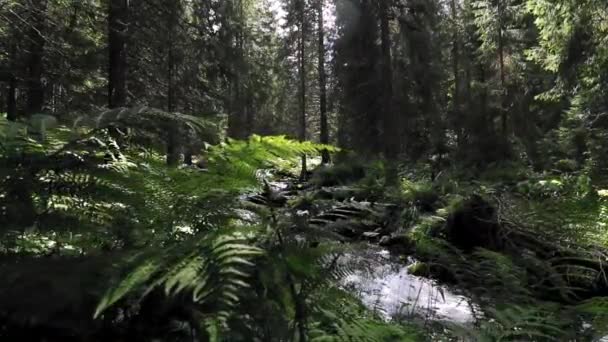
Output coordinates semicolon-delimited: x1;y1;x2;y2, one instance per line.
2;0;608;340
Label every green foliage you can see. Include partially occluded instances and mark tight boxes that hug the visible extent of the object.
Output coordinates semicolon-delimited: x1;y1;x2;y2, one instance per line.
95;234;262;323
455;304;570;341
212;135;338;187
478;162;531;183
515;177;566;199
0;109;351;339
401;179;440;210
400;174;608;338
554;158;578;173
306;285;422;342
310;314;420;342
5;0;608;338
310;161;366;187
577;297;608;336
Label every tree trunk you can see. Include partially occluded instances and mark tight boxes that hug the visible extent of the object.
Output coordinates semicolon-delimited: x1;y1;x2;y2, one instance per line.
6;42;17;122
479;64;488;132
227;0;246;140
299;0;308;181
380;1;397;185
245;92;254;136
26;0;48;115
6;80;17;122
463;51;472;149
108;0;129;108
450;0;462;145
228;71;243;138
498;1;507;137
317;0;330;164
166;1;181;167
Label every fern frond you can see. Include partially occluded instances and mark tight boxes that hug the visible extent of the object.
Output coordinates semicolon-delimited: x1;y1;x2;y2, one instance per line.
577;297;608;335
450;304;570;341
76;106;220;146
95;233;262;324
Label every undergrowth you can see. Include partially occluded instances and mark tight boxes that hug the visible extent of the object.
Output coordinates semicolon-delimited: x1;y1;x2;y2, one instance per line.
5;111;608;340
0;111;428;341
311;159;608;340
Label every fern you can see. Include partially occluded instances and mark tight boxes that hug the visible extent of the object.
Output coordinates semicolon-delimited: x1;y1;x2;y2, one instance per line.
452;305;570;341
0;110;389;340
576;297;608;336
0;107;335;243
75;106;221;147
95;234;262;322
308;290;421;342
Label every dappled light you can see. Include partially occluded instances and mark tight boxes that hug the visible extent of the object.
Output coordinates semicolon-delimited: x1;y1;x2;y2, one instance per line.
2;0;608;341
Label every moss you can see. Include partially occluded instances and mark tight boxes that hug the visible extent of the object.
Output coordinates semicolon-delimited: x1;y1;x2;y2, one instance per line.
409;215;446;239
380;234;415;254
288;192;315;210
555;159;579;173
407;261;430;277
444;195;503;252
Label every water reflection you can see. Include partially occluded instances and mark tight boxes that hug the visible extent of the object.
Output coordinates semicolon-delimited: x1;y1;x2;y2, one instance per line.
340;248;475;323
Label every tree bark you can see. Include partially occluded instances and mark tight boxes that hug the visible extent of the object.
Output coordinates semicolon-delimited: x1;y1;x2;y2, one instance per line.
227;0;246;140
479;64;488;133
26;0;48;115
245;92;254;136
317;0;330;164
166;1;181;167
6;42;17;122
450;0;462;145
498;0;507;137
380;1;397;185
299;0;308;180
108;0;129;108
6;81;17;121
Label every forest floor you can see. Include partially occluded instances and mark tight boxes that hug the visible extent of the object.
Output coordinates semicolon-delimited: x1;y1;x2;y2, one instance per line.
249;161;608;340
2;131;608;341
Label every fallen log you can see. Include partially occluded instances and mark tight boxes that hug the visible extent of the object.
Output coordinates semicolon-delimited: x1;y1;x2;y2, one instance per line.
436;195;608;303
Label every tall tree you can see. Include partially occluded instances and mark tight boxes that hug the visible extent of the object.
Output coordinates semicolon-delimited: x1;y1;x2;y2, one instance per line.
166;0;181;166
334;0;380;154
380;0;397;184
108;0;129;108
395;0;444;160
26;0;48;115
317;0;330;164
450;0;462;144
298;0;308;179
497;0;507;136
6;41;17;121
226;0;244;139
527;0;608;180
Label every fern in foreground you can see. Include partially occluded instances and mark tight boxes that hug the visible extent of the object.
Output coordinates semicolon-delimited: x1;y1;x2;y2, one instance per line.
95;233;263;327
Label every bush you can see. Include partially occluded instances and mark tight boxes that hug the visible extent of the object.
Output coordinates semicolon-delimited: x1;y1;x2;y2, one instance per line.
401;179;440;212
478;161;530;184
555;158;578;173
310;161;366;187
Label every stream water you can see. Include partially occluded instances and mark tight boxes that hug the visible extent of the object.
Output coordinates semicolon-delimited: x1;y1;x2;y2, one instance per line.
340;246;476;324
248;180;608;340
256;179;477;325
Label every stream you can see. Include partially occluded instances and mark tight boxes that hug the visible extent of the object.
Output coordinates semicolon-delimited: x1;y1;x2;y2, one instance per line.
256;178;477;325
245;178;608;340
339;246;476;324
